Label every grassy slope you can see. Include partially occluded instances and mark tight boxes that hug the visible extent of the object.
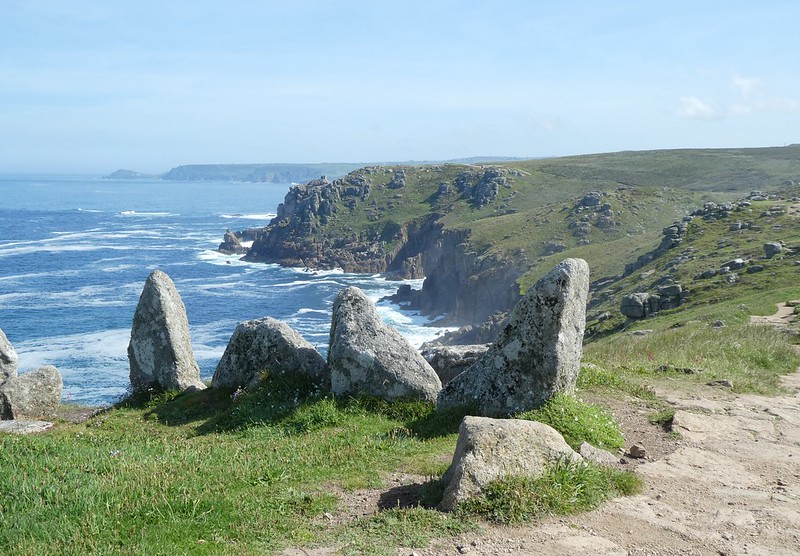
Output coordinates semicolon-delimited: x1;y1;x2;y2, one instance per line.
295;146;800;296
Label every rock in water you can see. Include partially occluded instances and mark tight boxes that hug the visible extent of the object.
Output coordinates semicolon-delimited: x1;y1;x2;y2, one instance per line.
0;365;63;419
0;327;18;384
437;258;589;416
212;317;329;390
438;416;582;511
128;269;206;393
328;286;441;402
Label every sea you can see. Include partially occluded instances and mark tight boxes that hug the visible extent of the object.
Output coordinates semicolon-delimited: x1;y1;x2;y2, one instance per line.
0;175;452;407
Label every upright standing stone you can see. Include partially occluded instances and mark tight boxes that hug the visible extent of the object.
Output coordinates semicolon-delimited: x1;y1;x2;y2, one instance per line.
212;317;329;390
437;258;589;416
128;270;206;393
0;328;18;384
328;287;441;402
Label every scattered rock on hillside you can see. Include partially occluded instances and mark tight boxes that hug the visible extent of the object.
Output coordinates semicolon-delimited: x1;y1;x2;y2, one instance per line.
421;344;490;386
620;287;685;320
0;365;62;420
0;327;18;384
328;287;441;402
128;270;206;393
438;416;582;511
579;441;620;466
437;258;589;416
212;317;328;390
764;242;783;258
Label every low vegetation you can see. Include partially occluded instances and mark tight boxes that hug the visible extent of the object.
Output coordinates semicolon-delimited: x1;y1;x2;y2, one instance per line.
457;458;642;525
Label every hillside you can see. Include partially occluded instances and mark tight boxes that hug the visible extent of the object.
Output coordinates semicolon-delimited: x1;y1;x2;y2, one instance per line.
238;145;800;324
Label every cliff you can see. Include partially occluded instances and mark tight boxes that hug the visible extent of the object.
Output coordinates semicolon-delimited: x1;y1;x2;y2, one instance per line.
232;146;800;326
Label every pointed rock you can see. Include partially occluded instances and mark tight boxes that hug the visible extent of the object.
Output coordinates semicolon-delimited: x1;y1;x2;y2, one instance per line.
437;258;589;416
0;365;62;420
212;317;329;390
128;270;205;393
328;287;441;402
0;327;18;384
438;416;582;511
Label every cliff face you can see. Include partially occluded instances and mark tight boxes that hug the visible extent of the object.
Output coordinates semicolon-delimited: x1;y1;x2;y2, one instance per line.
242;167;524;323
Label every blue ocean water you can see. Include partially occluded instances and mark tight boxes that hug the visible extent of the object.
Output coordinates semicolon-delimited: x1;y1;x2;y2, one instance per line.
0;175;451;406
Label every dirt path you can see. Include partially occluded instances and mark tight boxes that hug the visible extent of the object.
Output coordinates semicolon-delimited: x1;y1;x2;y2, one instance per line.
409;317;800;555
405;372;800;556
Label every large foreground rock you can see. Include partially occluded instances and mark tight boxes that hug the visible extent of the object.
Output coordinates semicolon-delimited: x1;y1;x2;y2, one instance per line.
439;416;582;511
437;258;589;416
328;287;441;402
128;270;206;393
212;317;329;389
0;328;18;384
0;365;62;420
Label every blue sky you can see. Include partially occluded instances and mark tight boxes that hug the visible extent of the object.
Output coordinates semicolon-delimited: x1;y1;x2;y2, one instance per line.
1;1;799;173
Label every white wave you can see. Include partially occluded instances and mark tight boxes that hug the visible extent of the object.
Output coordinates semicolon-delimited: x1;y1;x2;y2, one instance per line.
118;210;173;217
220;213;276;220
76;208;103;213
14;328;131;372
273;279;341;288
196;249;250;266
292;308;329;316
240;240;253;248
100;264;138;273
288;266;345;276
0;269;83;282
0;243;130;258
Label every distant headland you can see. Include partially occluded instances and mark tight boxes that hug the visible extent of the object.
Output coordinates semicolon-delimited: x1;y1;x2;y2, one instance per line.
103;158;527;183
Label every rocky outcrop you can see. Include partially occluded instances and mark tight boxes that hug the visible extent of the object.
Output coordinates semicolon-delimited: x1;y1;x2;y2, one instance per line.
128;270;206;393
624;217;693;275
212;317;328;390
0;328;18;383
421;344;490;386
242;167;525;324
328;287;441;402
0;365;63;420
400;230;525;324
218;229;247;255
438;416;582;511
437;258;590;416
453;167;509;208
620;283;687;320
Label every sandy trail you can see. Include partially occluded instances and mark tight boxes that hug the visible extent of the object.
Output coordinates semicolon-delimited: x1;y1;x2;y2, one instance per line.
409;311;800;555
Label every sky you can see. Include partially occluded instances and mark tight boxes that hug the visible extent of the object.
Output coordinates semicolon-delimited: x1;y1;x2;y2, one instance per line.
1;1;799;174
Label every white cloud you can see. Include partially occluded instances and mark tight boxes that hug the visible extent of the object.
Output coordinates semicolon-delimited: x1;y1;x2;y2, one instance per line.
676;96;720;120
732;74;761;98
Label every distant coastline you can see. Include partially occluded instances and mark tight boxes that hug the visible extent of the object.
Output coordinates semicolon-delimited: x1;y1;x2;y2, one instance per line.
102;157;528;184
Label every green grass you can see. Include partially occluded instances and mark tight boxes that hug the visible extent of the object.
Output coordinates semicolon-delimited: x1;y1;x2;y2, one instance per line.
516;394;624;451
584;321;800;395
0;375;639;556
456;458;642;525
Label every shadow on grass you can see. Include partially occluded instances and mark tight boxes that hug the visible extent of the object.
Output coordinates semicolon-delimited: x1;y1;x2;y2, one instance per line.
115;375;478;440
378;477;445;510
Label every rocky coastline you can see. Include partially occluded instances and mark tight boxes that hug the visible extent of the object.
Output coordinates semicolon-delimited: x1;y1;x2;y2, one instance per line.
220;167;527;325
